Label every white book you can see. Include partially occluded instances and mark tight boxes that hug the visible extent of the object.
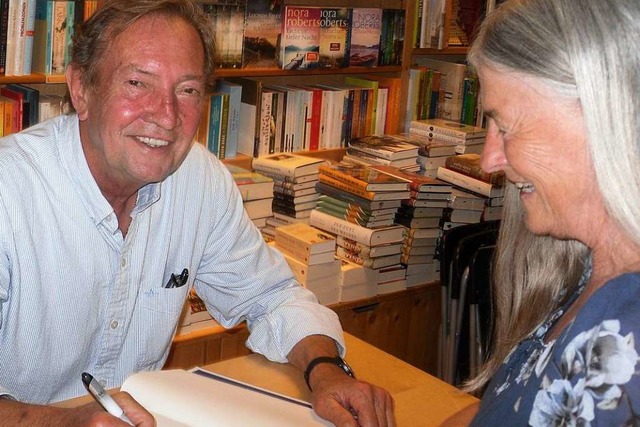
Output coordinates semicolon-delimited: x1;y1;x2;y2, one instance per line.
120;368;331;426
309;210;404;247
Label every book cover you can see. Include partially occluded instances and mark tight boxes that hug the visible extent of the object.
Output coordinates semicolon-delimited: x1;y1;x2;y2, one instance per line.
315;181;402;210
0;86;23;131
348;134;419;161
225;164;274;201
309;209;405;247
201;1;245;69
371;164;453;193
316;204;395;229
348;8;382;67
225;77;262;157
336;247;400;269
120;369;331;426
252;153;327;178
215;80;242;158
318;173;409;201
317;194;398;218
436;166;503;198
337;237;402;258
416;140;457;157
318;7;349;69
319;163;410;192
6;83;37;128
275;222;336;255
281;6;321;70
444;153;504;185
242;0;281;69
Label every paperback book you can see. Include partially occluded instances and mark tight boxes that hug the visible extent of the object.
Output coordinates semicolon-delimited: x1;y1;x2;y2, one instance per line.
252;153;327;178
348;8;382;67
242;0;281;69
281;6;321;70
319;7;350;68
225;164;274;201
319;163;410;192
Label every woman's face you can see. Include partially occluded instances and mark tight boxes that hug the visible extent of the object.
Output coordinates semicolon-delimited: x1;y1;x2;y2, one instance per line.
478;65;608;241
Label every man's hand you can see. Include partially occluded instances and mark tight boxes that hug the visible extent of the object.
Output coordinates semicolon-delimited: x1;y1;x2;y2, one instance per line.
308;362;395;427
288;335;396;427
0;391;155;426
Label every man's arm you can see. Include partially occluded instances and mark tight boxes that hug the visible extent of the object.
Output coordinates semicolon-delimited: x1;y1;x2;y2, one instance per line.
0;392;155;426
288;335;396;427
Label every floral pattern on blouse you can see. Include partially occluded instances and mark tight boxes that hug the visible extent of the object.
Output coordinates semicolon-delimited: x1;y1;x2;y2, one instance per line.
529;320;639;426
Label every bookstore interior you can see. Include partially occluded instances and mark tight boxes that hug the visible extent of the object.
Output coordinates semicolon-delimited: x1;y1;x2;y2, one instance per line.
2;0;506;424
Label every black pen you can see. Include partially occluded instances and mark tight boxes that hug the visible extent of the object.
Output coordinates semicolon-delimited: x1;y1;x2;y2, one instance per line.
81;372;134;426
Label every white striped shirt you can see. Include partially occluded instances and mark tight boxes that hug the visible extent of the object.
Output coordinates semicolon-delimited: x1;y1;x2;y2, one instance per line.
0;114;343;404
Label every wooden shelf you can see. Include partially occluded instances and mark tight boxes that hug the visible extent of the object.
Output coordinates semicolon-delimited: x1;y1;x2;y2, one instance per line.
214;65;403;78
412;47;470;56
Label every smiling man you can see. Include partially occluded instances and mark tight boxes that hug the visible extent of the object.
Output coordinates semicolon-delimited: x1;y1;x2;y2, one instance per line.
0;1;394;426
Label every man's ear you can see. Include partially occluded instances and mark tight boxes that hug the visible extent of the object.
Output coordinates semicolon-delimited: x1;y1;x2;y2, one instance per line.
66;64;89;120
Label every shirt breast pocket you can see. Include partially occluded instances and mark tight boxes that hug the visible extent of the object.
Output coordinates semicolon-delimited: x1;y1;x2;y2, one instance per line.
135;286;189;370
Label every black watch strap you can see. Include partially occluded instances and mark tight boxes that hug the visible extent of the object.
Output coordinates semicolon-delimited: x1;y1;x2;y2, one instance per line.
304;356;356;391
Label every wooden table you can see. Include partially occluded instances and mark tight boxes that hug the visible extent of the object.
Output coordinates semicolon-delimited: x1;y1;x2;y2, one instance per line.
203;333;477;426
58;334;477;426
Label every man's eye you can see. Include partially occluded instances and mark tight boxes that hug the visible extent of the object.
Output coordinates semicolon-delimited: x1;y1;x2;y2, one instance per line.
127;80;143;87
181;87;201;96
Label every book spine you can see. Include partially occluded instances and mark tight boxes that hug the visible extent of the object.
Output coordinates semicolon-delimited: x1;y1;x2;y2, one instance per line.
319;165;370;190
318;173;378;200
409;127;465;144
309;209;376;246
218;94;230;160
436;166;492;198
444;155;502;184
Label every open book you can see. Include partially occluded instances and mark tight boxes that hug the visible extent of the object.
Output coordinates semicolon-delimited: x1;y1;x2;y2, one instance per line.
121;368;332;426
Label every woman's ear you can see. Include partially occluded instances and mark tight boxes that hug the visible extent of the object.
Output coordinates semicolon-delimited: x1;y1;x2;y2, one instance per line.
66;64;89;120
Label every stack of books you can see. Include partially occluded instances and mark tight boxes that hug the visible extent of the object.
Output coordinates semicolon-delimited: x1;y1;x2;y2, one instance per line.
338;259;378;302
436;154;505;230
342;134;420;172
409;118;486;155
252;153;326;228
309;208;406;295
372;165;452;287
273;223;340;305
226;164;274;232
314;163;411;293
414;139;458;178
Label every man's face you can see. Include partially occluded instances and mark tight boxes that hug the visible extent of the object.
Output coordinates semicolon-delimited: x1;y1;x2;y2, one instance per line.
72;14;206;195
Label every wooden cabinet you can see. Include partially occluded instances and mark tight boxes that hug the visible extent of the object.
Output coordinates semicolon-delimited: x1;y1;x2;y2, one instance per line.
165;282;441;375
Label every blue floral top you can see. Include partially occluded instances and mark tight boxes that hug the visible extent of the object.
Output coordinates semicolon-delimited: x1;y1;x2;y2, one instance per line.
471;271;640;426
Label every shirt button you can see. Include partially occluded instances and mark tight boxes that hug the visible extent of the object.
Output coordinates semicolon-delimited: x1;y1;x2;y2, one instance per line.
110;320;119;329
120;258;126;268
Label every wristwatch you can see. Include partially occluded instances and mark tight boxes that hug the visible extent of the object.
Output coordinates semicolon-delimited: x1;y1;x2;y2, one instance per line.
304;356;356;391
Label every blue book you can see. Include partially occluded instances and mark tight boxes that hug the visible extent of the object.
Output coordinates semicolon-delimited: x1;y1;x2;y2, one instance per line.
207;93;224;157
215;80;242;159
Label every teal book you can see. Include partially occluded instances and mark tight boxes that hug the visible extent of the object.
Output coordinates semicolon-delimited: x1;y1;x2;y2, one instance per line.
215;80;242;158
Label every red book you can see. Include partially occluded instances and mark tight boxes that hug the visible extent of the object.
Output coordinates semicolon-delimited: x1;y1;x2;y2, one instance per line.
0;87;23;132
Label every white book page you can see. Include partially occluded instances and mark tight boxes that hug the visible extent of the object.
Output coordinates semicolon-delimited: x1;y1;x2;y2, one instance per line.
121;369;332;427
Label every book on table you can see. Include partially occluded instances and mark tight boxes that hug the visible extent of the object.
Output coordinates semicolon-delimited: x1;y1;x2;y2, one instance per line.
252;153;327;178
319;163;410;192
120;368;331;426
226;164;274;201
347;134;419;161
